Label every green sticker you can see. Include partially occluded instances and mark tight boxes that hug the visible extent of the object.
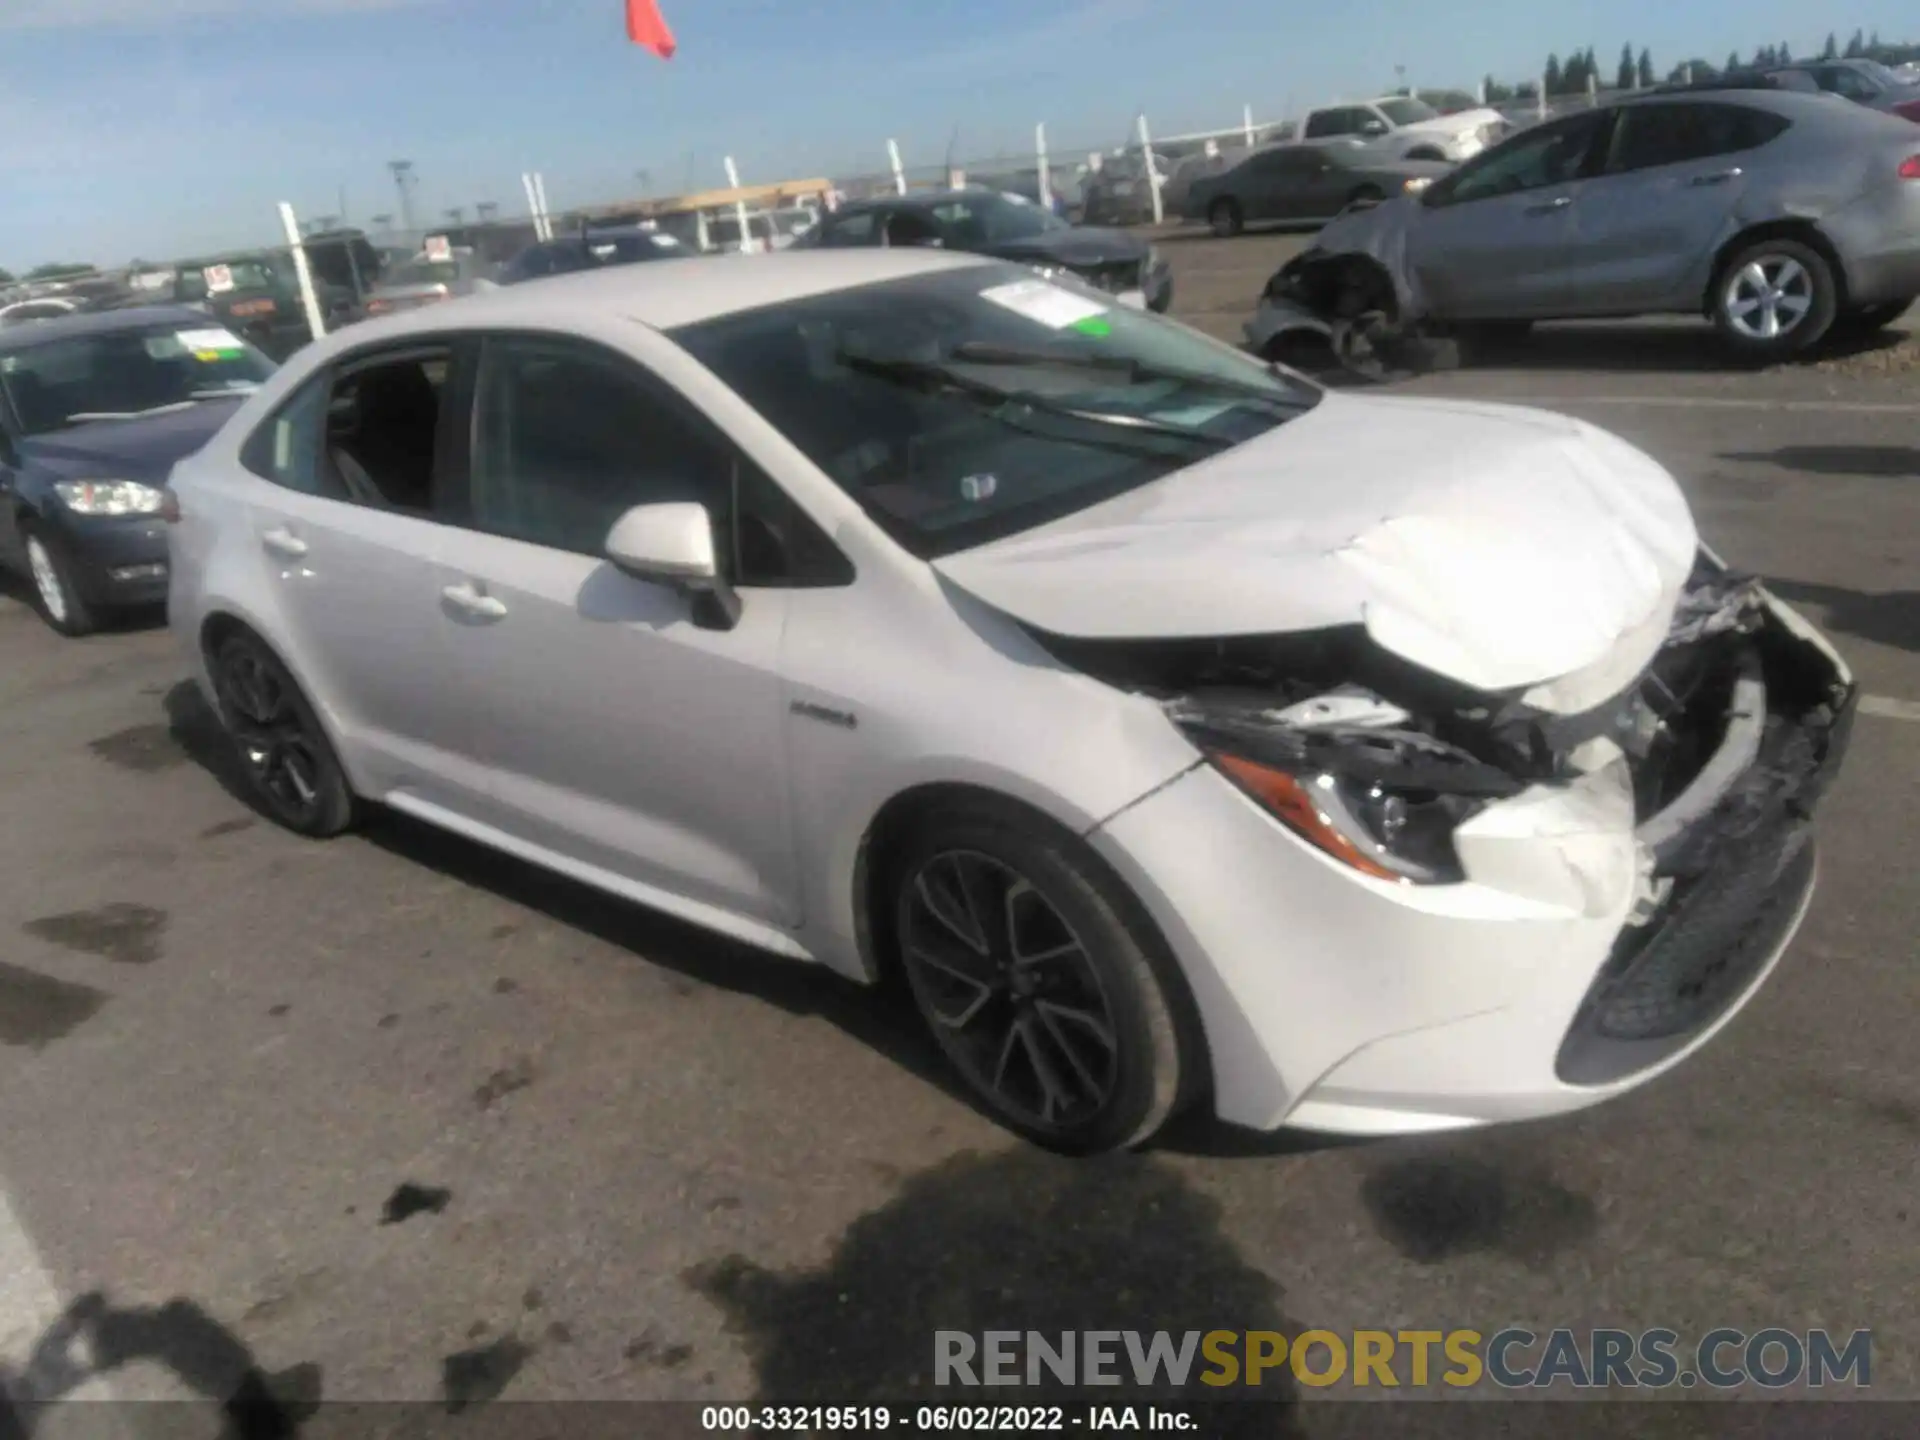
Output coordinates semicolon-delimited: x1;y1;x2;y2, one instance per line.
1071;316;1113;337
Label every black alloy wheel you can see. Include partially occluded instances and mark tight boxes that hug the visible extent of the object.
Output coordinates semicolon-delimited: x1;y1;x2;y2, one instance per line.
892;810;1196;1153
211;632;358;837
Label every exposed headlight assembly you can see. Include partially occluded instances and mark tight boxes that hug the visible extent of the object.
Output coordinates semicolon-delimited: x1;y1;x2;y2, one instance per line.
54;479;168;516
1172;692;1525;884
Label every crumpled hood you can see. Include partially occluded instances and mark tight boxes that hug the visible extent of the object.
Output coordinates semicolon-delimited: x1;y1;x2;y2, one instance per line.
18;399;243;481
931;392;1700;696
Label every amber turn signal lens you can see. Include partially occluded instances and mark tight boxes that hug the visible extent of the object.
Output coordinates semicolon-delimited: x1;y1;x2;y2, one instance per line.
1211;752;1401;882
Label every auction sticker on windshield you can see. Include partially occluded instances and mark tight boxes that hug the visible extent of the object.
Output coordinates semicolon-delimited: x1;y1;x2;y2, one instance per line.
980;279;1107;330
203;265;235;295
149;328;248;362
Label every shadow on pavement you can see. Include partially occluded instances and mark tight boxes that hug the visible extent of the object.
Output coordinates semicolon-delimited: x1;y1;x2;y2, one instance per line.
1763;577;1920;655
686;1146;1304;1431
1723;445;1920;479
0;1290;321;1439
1479;322;1910;375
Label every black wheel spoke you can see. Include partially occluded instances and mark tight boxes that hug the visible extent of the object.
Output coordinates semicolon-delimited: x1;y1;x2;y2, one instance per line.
914;864;989;955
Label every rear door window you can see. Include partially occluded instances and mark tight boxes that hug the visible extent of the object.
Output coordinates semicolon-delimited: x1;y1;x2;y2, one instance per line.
1605;103;1791;174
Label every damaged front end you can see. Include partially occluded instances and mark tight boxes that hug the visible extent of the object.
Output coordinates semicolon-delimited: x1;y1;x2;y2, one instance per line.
1042;554;1855;1076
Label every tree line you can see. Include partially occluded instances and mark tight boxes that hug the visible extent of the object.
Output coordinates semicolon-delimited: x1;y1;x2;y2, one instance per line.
1480;29;1919;102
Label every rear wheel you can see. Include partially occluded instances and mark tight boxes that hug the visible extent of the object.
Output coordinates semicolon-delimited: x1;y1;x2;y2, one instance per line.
20;523;97;638
210;630;359;837
1710;238;1838;362
1208;198;1244;238
890;804;1197;1154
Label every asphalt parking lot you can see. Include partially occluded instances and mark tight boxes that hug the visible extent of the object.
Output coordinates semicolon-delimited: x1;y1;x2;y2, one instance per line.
2;232;1917;1431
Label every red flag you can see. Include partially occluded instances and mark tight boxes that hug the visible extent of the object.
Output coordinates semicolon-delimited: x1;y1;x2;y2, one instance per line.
625;0;677;57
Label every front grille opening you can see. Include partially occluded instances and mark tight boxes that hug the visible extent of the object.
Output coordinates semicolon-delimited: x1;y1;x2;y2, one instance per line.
1628;643;1742;823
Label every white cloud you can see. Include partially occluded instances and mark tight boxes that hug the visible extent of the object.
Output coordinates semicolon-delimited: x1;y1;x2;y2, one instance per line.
0;0;435;30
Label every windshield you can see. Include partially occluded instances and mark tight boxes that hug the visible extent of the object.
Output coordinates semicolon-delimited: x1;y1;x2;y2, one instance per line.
176;260;282;302
669;263;1320;558
0;323;273;435
1857;60;1907;88
1377;97;1441;125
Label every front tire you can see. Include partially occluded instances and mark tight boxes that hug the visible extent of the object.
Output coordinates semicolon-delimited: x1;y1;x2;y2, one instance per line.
1711;238;1837;362
890;805;1196;1154
21;523;98;637
1208;198;1243;238
209;630;359;838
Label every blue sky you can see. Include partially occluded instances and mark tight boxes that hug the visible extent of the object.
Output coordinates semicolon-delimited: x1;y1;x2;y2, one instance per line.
1;0;1912;271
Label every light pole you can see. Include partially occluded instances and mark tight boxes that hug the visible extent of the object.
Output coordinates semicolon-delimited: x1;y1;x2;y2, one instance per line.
475;201;498;223
387;160;418;236
444;207;465;226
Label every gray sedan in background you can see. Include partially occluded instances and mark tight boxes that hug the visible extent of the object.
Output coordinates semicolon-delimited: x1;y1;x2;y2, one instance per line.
1184;142;1453;236
1251;89;1920;365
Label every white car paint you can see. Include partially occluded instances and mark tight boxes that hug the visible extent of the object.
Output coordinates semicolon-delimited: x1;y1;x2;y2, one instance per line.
166;249;1849;1142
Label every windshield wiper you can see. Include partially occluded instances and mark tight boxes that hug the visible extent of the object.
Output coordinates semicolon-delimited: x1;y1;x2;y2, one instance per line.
948;341;1309;414
838;351;1233;452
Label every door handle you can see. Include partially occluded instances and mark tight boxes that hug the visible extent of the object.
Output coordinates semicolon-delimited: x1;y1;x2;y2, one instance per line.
260;527;308;558
1688;168;1743;186
441;582;508;621
1524;195;1573;215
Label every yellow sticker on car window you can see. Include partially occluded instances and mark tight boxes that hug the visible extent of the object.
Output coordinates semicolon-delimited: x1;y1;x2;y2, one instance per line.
176;327;246;359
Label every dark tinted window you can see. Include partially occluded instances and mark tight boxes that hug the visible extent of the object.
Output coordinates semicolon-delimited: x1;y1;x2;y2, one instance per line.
468;337;726;556
240;373;336;496
1606;103;1790;173
820;212;878;246
465;336;846;584
322;352;451;512
1814;65;1881;101
1304;107;1366;138
1429;111;1609;205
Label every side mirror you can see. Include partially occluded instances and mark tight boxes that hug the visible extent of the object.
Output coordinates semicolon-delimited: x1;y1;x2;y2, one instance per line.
604;501;741;631
1361;119;1390;137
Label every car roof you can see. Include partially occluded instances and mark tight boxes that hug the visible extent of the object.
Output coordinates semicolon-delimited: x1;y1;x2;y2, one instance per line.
0;305;211;353
322;248;990;340
1610;87;1865;118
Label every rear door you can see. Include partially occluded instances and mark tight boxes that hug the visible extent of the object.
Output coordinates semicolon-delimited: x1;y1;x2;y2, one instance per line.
1559;101;1787;312
1407;108;1614;318
234;343;481;809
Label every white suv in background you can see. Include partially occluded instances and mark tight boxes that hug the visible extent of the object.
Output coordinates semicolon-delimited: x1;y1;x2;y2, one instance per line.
1301;95;1509;162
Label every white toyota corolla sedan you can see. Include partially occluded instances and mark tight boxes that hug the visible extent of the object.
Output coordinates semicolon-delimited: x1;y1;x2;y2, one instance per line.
165;249;1855;1154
